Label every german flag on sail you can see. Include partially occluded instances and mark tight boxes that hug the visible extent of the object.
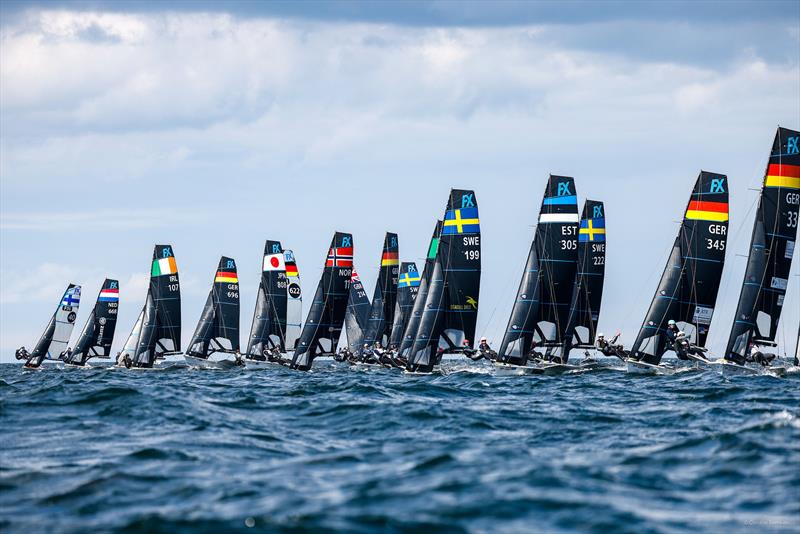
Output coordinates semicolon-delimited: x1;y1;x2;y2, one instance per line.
381;251;399;266
151;256;177;276
579;218;605;242
286;263;299;277
215;271;238;284
442;207;480;235
685;200;729;222
765;163;800;189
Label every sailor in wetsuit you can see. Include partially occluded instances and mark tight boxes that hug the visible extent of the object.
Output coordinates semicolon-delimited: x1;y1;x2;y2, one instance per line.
596;332;624;358
746;342;775;367
15;346;29;361
60;347;73;362
664;320;690;360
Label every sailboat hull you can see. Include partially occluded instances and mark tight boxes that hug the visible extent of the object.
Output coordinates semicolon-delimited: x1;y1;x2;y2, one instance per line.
540;363;581;375
493;362;543;376
718;361;787;378
184;354;240;370
244;359;280;370
626;360;675;375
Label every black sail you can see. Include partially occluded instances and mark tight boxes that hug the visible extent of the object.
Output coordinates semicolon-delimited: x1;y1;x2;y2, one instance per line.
561;201;607;360
407;190;481;372
246;240;288;360
123;244;181;368
67;279;119;365
187;257;240;358
631;172;729;365
362;232;400;348
292;232;353;370
398;221;441;356
344;270;371;354
388;262;421;349
726;127;800;363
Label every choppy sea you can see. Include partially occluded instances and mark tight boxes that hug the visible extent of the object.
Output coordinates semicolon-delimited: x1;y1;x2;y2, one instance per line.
1;359;798;533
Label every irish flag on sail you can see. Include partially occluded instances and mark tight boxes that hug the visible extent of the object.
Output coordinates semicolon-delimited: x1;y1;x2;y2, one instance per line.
152;256;178;277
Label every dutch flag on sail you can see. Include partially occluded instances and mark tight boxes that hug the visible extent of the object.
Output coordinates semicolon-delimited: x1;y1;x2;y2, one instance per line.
99;288;119;302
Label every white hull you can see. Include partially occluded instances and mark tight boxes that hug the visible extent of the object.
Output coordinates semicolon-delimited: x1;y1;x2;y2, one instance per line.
540;363;580;376
244;359;280;370
718;361;787;377
626;360;675;375
184;354;240;370
493;362;542;376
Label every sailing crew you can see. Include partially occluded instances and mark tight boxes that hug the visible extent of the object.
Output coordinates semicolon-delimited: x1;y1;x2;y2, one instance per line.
15;346;29;361
596;332;622;356
475;337;497;361
60;347;73;361
664;320;690;359
746;342;775;367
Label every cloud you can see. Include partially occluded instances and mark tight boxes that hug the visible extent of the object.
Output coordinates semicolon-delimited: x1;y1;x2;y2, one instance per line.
0;208;207;231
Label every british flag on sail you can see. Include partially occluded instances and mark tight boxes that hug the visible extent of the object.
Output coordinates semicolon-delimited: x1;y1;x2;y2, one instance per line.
326;246;354;267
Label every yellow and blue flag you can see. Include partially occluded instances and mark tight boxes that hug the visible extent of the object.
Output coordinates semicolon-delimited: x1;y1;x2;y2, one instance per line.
579;217;605;242
442;207;480;235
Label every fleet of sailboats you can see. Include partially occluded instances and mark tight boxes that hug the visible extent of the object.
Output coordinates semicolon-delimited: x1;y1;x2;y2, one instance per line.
13;127;800;376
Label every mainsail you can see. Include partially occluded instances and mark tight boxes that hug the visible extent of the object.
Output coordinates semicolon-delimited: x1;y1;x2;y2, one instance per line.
344;270;371;354
725;127;799;364
186;257;240;359
397;221;441;356
246;241;288;360
407;190;481;372
26;284;82;367
630;171;729;365
284;249;302;351
388;262;421;350
561;201;607;360
291;232;353;370
119;244;181;368
65;279;119;366
498;176;579;365
362;232;400;348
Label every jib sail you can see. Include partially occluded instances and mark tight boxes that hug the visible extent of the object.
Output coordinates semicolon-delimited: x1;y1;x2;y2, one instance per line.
407;190;481;372
284;249;303;351
388;262;421;350
630;171;729;365
725;127;800;364
28;284;82;367
291;232;353;371
120;244;181;368
66;279;119;365
398;220;441;356
246;241;288;360
187;257;240;358
561;201;606;360
344;270;371;354
362;232;400;349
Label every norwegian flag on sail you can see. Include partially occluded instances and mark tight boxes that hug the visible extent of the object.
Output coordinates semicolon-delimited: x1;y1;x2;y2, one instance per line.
326;247;353;267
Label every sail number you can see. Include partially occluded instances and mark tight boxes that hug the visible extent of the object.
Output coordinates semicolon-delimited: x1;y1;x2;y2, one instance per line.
593;256;605;265
560;240;577;250
463;250;480;260
787;210;798;229
706;238;726;251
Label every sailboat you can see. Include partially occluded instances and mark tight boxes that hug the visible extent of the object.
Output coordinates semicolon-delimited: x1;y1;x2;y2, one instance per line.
544;200;608;374
17;284;82;369
245;240;288;369
627;172;729;374
291;232;353;371
720;126;799;376
117;245;181;369
342;269;371;358
283;249;302;351
63;279;119;367
184;257;241;369
396;221;441;358
495;175;579;375
388;262;421;350
361;233;400;350
406;190;481;373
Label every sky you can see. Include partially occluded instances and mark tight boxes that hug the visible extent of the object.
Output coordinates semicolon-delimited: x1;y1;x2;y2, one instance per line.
1;1;799;362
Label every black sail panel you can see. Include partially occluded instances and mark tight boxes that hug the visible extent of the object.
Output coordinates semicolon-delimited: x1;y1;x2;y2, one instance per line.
246;241;287;360
151;244;181;357
406;256;446;372
363;232;400;348
69;279;120;365
562;201;606;358
188;257;240;358
344;270;371;353
726;127;800;363
398;221;441;356
535;175;579;346
292;232;353;370
389;262;421;349
133;292;158;367
498;241;541;366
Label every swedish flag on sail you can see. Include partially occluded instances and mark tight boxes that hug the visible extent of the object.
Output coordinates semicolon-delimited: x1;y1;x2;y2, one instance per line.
442;207;480;235
579;217;605;242
398;272;421;287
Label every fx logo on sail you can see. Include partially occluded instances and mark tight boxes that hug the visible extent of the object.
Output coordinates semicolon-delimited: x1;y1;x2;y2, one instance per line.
788;136;799;155
710;178;725;193
461;193;475;208
341;236;352;247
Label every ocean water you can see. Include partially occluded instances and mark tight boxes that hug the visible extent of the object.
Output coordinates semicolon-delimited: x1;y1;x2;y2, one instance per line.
1;359;798;534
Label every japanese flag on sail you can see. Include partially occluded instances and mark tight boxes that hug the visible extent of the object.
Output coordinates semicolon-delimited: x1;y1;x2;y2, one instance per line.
263;253;286;272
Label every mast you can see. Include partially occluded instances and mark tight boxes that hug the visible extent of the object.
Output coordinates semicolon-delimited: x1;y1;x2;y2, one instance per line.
122;244;181;368
407;190;481;372
291;232;353;371
725;127;800;363
344;270;371;354
26;284;82;367
388;262;421;350
187;257;240;359
362;232;400;349
630;172;729;365
283;249;302;351
67;279;119;365
245;241;287;361
398;221;441;356
561;201;606;361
